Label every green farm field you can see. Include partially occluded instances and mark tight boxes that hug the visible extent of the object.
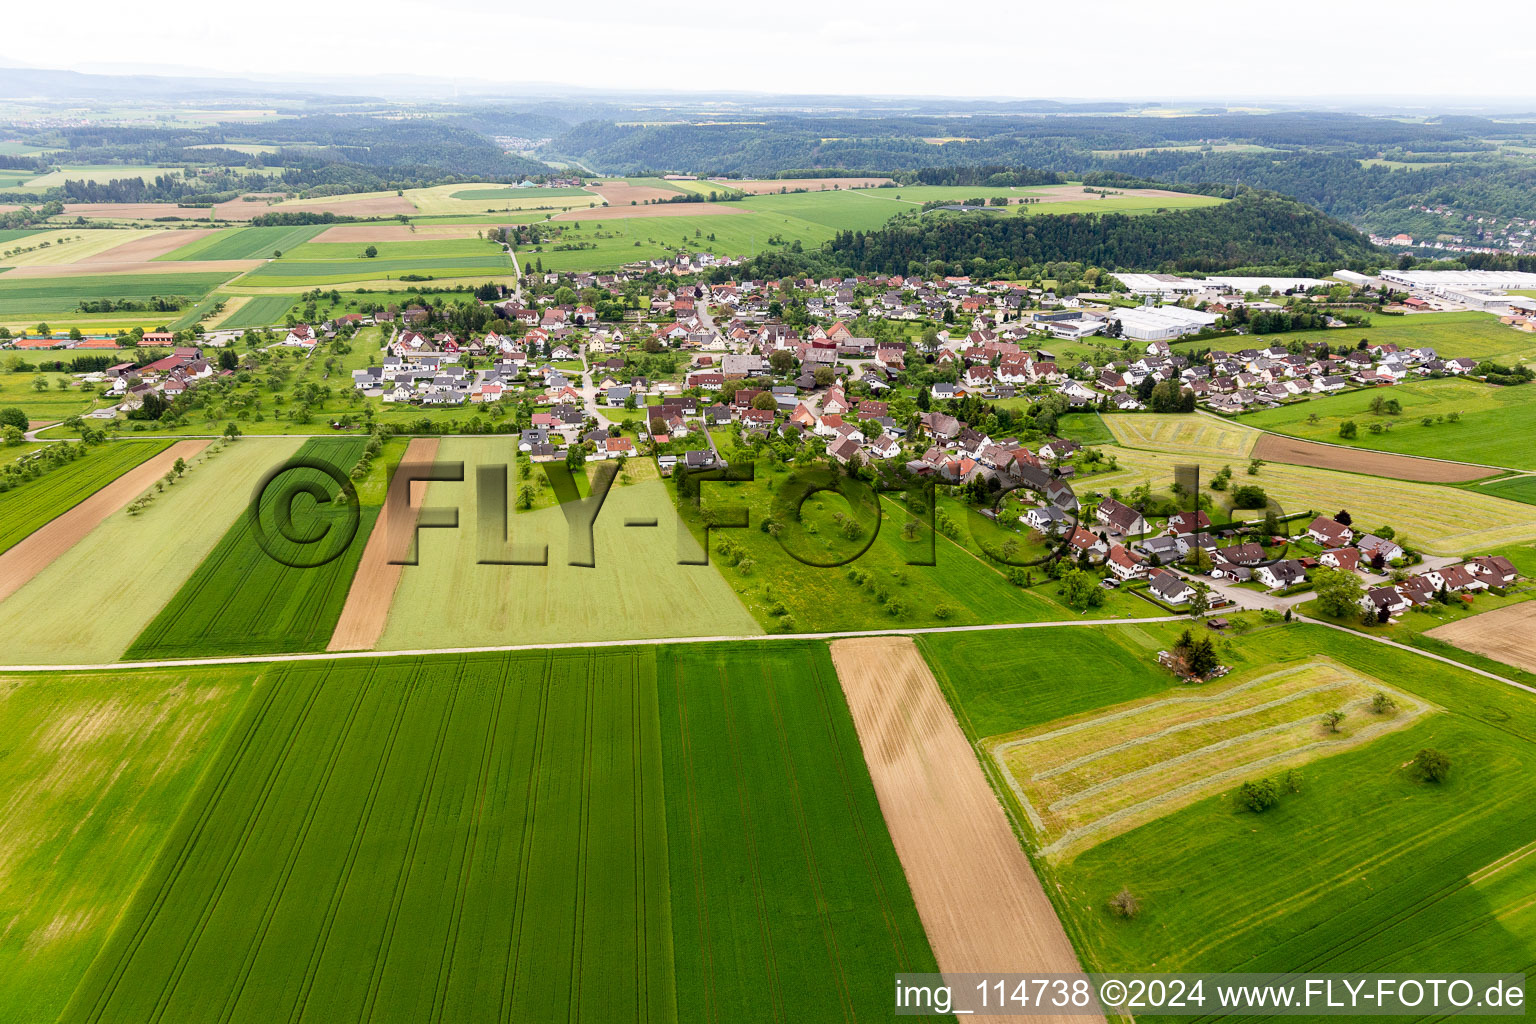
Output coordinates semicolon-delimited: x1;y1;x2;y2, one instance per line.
239;253;514;287
921;623;1536;981
213;292;301;329
0;440;170;554
1241;378;1536;470
0;272;233;316
0;436;302;664
1186;311;1536;364
284;237;505;261
658;642;940;1019
0;664;264;1024
124;437;402;659
20;164;183;188
62;642;937;1023
376;438;760;649
523;207;847;272
156;224;329;261
1473;474;1536;505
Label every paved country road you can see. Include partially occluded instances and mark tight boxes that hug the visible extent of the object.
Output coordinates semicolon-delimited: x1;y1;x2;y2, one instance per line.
1;613;1530;700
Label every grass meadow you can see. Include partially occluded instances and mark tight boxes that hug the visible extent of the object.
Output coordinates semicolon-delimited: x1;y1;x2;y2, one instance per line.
920;622;1536;983
0;665;264;1024
1242;377;1536;470
0;440;171;554
678;457;1130;632
0;436;302;663
60;642;936;1022
124;437;404;659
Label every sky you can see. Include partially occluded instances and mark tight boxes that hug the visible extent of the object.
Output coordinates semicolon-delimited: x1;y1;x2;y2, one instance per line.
6;0;1536;103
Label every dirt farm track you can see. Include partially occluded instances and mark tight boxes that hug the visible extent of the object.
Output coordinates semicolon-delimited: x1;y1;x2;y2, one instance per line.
1250;433;1497;482
829;636;1097;1024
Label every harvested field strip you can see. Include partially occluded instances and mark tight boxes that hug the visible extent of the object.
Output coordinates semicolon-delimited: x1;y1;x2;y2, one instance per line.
0;665;262;1024
0;230;161;267
827;636;1091;1022
1426;603;1536;674
0;440;173;557
328;437;439;651
1251;432;1496;482
658;641;938;1022
61;650;674;1024
84;230;217;263
0;260;259;279
0;436;302;664
0;441;197;605
124;437;377;659
1103;412;1259;458
988;660;1428;858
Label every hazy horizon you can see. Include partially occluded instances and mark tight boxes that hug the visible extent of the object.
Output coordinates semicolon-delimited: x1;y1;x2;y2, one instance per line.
4;0;1535;106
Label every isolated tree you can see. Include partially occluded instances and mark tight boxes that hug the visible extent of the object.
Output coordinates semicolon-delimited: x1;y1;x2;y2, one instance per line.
0;407;26;432
1412;748;1451;783
363;245;379;258
1107;889;1140;919
1371;691;1398;715
1236;777;1280;812
1338;420;1358;439
1323;709;1346;733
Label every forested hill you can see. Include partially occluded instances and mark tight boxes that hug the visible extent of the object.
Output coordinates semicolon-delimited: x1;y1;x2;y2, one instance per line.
823;192;1379;275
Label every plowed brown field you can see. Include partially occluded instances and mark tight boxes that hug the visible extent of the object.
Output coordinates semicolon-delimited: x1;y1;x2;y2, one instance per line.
829;636;1097;1024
